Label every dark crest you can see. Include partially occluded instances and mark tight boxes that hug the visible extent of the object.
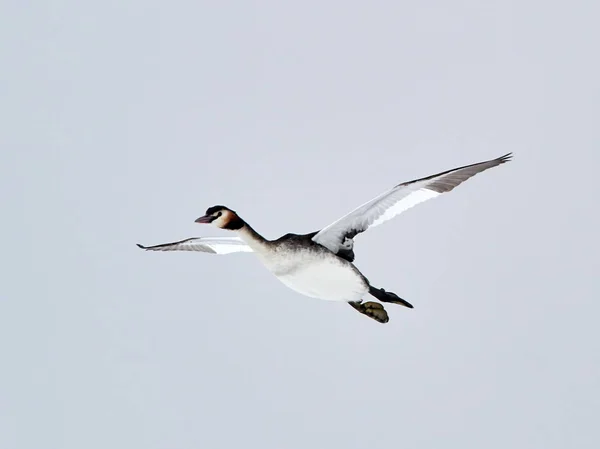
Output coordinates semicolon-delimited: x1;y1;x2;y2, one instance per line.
205;205;232;215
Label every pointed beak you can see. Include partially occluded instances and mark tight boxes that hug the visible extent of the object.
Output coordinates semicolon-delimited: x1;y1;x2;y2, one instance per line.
194;214;215;224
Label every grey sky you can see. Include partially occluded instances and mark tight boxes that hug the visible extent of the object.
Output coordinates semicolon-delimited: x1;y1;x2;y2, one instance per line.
1;1;599;448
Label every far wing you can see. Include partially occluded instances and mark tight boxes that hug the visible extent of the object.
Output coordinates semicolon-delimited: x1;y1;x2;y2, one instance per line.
312;153;512;258
137;237;252;255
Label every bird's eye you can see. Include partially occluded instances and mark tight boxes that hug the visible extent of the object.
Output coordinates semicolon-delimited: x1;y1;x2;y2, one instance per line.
215;211;222;217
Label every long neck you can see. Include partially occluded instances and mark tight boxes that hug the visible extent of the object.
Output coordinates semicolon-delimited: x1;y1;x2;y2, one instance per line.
236;221;270;253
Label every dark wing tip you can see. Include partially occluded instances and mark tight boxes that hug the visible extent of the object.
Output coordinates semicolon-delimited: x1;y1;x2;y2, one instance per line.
397;153;513;190
136;243;148;250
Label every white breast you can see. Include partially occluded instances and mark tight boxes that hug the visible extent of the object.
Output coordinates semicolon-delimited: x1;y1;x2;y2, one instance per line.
259;250;369;302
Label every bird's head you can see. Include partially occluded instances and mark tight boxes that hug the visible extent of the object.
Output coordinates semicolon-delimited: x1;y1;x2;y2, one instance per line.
195;205;244;230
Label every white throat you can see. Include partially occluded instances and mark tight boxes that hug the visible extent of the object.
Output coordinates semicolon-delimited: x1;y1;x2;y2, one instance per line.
236;225;270;254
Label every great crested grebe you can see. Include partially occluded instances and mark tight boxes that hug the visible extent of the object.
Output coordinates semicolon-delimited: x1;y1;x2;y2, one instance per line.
138;153;511;323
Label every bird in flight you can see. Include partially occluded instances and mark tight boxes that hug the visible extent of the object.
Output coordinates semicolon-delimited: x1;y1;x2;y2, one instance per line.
138;153;511;323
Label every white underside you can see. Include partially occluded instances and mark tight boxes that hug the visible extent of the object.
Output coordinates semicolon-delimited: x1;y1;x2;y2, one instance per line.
238;227;369;303
270;256;368;302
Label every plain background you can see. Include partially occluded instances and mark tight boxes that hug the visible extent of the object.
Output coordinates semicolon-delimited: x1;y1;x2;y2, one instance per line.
1;1;599;448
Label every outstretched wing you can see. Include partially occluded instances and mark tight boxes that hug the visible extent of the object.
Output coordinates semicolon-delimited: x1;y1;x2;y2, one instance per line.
137;237;252;255
312;153;512;260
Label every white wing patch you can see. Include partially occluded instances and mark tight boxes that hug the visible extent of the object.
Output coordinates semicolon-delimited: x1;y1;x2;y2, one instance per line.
370;188;439;227
312;153;511;255
137;237;253;255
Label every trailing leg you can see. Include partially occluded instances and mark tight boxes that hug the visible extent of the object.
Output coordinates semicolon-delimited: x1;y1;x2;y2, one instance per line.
369;286;413;308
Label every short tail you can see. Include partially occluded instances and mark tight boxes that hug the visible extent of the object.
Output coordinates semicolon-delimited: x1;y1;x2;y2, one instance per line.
369;286;414;308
